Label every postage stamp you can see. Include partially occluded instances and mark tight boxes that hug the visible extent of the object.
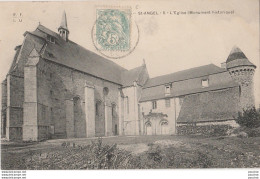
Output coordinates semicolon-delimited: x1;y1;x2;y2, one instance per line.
92;7;139;59
96;9;131;51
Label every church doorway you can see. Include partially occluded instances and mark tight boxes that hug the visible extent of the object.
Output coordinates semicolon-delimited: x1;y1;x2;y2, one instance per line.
145;122;152;135
160;120;169;135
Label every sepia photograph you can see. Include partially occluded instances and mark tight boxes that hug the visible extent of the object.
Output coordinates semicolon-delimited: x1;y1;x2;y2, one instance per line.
0;0;259;176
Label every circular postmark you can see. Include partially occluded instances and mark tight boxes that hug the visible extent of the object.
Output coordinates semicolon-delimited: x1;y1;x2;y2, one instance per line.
91;8;139;59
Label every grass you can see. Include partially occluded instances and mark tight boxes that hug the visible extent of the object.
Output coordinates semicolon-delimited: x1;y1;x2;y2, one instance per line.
2;135;260;169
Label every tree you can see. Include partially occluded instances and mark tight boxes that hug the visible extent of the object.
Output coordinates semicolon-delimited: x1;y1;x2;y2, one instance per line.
236;107;260;128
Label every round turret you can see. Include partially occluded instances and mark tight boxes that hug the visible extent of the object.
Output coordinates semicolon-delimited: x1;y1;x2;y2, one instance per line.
226;46;256;110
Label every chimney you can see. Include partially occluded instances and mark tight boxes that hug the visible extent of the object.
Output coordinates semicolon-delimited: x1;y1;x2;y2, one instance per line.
221;62;226;69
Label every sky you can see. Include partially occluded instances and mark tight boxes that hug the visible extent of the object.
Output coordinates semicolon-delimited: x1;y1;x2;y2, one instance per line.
0;0;259;106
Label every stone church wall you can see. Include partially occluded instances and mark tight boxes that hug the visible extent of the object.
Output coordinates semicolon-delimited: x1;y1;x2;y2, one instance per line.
6;75;24;140
35;58;121;139
1;79;7;137
122;86;138;135
140;97;178;135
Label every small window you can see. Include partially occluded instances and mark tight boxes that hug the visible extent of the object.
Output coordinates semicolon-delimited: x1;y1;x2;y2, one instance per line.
42;106;46;121
50;37;55;43
239;85;241;100
126;97;129;114
165;84;171;95
201;79;209;87
165;99;171;107
103;87;109;96
112;104;116;117
96;101;101;116
152;101;157;109
50;90;53;96
47;35;55;44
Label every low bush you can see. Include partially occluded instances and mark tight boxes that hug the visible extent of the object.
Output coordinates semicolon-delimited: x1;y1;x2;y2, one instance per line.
236;107;260;129
24;138;145;169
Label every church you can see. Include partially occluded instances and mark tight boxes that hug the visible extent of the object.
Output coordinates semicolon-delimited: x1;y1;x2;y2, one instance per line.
1;12;256;141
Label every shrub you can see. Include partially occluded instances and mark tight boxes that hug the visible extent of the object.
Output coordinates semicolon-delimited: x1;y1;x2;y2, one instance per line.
25;138;140;169
147;145;163;163
246;127;260;137
236;107;260;128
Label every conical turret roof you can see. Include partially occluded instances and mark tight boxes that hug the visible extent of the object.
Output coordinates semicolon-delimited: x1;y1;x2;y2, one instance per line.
59;11;69;31
226;46;256;69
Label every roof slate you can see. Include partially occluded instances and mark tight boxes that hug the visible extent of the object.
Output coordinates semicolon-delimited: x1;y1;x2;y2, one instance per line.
121;65;146;87
139;81;239;102
143;64;226;88
27;25;128;85
226;46;256;69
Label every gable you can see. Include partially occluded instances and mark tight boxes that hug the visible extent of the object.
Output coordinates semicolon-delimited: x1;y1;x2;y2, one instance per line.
20;25;128;84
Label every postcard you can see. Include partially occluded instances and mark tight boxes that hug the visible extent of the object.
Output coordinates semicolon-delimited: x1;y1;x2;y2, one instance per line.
0;0;259;176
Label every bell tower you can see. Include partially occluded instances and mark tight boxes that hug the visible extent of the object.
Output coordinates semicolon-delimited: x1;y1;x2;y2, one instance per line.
226;46;256;110
58;11;69;41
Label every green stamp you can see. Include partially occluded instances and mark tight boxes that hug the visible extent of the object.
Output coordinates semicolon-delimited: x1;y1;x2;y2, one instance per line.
96;9;131;51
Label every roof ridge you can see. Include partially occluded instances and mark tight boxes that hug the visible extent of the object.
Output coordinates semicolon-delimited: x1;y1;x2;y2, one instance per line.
149;63;219;80
135;65;146;82
34;24;128;72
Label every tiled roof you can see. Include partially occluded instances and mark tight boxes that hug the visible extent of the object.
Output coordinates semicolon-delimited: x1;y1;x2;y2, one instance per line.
177;85;239;123
139;81;239;102
227;59;256;69
226;46;256;69
121;65;148;87
24;25;128;84
143;64;226;88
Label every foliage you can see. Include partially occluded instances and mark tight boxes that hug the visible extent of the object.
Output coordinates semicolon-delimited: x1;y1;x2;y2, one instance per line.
3;136;260;169
236;107;260;128
23;138;140;169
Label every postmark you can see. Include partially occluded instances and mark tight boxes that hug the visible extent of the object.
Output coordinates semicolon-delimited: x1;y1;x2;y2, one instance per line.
92;7;139;59
96;9;130;51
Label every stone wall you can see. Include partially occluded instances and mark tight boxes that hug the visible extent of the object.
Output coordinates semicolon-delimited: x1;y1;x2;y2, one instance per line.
140;97;180;135
1;79;7;136
228;66;255;110
177;120;238;136
35;58;121;139
6;75;24;140
122;86;139;135
4;33;45;141
23;56;38;141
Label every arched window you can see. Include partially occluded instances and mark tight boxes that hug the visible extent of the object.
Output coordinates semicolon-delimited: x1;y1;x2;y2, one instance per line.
103;87;109;96
239;85;241;97
126;96;129;114
160;120;169;135
112;103;116;117
145;121;152;135
96;100;101;116
161;120;168;126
